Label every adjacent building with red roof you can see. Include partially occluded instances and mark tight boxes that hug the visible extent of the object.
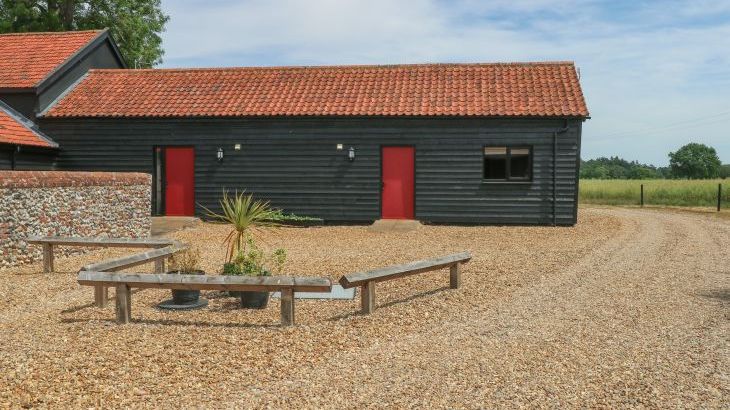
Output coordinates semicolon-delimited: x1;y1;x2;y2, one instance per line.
0;101;57;148
0;29;125;169
4;30;589;225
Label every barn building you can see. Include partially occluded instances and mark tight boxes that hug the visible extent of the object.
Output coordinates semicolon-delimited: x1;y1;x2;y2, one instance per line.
1;31;589;225
0;30;125;169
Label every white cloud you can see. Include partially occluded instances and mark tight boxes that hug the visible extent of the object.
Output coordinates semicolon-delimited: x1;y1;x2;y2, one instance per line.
160;0;730;165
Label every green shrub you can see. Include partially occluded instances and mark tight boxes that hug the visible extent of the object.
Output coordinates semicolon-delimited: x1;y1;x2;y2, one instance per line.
167;249;202;274
221;238;286;277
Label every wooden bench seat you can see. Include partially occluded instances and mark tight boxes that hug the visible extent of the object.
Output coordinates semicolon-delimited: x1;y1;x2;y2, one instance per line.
26;235;177;273
339;251;471;314
78;271;332;326
80;244;189;308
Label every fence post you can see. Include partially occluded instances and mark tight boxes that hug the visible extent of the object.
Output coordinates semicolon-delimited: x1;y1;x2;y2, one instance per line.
640;184;644;207
719;184;722;212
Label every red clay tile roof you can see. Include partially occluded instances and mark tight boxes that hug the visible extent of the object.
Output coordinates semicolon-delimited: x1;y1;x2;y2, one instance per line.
44;62;589;118
0;30;102;89
0;104;58;148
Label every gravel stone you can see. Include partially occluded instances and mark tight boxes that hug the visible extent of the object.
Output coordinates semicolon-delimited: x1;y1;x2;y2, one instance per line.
0;208;727;408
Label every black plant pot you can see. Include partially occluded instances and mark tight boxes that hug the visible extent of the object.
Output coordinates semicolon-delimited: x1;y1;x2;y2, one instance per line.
168;270;205;305
240;291;269;309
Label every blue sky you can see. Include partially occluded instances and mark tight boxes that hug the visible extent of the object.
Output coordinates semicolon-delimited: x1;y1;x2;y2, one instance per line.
159;0;730;166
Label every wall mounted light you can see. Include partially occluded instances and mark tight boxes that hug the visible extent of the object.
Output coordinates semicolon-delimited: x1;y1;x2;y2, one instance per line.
234;144;241;151
348;146;356;162
217;147;224;162
336;143;343;150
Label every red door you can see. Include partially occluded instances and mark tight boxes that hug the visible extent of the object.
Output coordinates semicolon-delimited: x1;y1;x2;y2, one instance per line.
164;147;195;216
381;146;415;219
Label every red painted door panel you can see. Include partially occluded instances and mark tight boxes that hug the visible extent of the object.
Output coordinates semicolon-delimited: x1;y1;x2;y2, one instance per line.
381;146;415;219
164;147;195;216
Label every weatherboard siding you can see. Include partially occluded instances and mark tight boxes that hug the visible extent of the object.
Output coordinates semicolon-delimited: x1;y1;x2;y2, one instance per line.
0;146;57;170
0;93;37;121
37;39;123;115
40;117;581;225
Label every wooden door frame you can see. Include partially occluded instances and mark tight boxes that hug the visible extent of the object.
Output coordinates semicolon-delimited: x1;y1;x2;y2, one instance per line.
379;145;416;219
153;145;196;216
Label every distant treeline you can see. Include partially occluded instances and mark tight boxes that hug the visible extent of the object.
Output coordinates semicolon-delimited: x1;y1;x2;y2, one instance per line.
580;157;670;179
581;157;730;179
581;143;729;179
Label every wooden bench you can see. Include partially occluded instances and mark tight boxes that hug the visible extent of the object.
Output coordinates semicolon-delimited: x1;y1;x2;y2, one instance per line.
26;236;177;273
77;271;332;326
339;251;471;314
80;244;189;308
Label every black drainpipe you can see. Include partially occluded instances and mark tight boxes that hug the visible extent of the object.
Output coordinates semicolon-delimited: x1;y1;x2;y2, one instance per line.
553;121;570;226
10;145;20;170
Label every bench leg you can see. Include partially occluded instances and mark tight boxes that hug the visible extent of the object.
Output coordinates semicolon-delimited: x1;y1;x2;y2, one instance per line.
94;285;108;308
154;259;164;273
115;284;132;324
280;288;294;326
450;263;461;289
361;282;375;314
42;244;54;273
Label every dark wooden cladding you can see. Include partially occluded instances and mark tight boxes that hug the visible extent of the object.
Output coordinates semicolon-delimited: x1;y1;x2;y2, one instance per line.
40;116;583;225
0;145;57;170
0;92;37;121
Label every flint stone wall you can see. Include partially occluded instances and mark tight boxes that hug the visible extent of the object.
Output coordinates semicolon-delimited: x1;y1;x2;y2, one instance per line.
0;171;151;269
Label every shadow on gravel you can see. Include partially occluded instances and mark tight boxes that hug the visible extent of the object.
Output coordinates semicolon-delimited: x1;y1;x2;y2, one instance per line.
327;285;450;321
60;317;278;329
698;289;730;303
61;289;145;314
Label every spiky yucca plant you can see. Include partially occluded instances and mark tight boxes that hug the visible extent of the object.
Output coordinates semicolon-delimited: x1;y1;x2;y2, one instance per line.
200;190;279;262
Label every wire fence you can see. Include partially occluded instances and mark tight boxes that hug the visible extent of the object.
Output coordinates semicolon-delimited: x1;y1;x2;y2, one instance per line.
579;180;727;211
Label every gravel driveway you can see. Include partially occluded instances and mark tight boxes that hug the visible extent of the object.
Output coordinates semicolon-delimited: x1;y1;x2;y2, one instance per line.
0;208;727;408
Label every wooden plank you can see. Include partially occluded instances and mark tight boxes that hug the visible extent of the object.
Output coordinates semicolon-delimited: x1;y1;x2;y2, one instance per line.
361;282;375;314
293;277;332;292
42;243;54;273
115;284;131;324
78;271;300;292
339;252;472;288
280;288;294;326
80;245;188;273
94;285;108;308
26;236;175;248
449;263;461;289
154;259;164;274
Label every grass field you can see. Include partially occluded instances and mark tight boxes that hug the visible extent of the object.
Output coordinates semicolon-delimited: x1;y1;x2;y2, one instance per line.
579;179;728;207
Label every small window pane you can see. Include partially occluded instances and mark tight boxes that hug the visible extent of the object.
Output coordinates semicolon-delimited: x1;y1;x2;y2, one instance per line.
484;157;507;179
484;147;507;156
509;148;531;179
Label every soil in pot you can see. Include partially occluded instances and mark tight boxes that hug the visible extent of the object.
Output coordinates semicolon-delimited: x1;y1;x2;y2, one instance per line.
168;270;205;305
240;291;269;309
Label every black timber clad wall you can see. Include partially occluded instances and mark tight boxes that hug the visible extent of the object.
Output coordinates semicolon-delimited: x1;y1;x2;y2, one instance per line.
37;41;123;114
0;145;57;170
0;93;37;121
39;117;582;225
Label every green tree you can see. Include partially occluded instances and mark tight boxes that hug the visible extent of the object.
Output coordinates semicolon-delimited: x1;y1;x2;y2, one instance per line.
668;143;722;179
628;166;660;179
0;0;168;67
720;164;730;179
